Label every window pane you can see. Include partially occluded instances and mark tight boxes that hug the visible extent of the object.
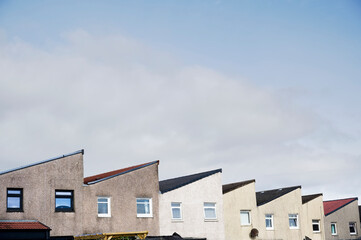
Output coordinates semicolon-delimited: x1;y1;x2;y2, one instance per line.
241;212;250;225
98;198;108;203
204;203;215;207
56;198;71;209
137;202;150;214
56;191;72;196
7;197;20;208
137;199;149;204
331;224;336;234
204;208;216;219
171;202;180;207
98;203;108;214
7;190;21;194
172;208;181;219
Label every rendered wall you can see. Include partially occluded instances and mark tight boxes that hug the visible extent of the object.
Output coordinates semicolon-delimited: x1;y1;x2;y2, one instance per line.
301;196;325;240
223;182;258;240
256;188;303;240
324;200;361;240
0;153;84;236
159;172;225;240
82;163;160;235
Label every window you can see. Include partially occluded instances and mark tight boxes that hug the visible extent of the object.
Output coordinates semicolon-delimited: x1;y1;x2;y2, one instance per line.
349;222;357;235
289;214;299;229
331;222;337;235
55;190;74;212
240;210;251;225
136;198;152;217
265;214;274;230
204;202;217;220
7;188;23;212
171;202;182;220
98;197;111;217
312;219;320;232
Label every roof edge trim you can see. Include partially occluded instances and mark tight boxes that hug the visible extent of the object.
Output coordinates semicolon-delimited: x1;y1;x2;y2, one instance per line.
86;160;159;185
325;198;358;216
0;149;84;176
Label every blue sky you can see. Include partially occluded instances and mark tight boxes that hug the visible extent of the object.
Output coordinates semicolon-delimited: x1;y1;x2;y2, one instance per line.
0;0;360;200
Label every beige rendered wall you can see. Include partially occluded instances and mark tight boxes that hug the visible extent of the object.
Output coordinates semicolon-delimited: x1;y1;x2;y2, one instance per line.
159;172;225;240
301;196;325;240
223;182;258;240
82;163;160;235
324;200;361;240
256;188;303;240
0;153;84;236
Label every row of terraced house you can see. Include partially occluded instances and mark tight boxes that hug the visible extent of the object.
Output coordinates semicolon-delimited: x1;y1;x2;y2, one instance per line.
0;150;360;240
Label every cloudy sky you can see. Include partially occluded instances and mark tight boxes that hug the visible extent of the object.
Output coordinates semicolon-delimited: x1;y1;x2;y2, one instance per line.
0;0;360;200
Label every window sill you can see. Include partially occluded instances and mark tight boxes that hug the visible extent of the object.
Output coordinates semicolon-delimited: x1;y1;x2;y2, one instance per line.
98;215;111;218
204;219;218;222
137;215;153;218
171;219;184;223
6;210;23;213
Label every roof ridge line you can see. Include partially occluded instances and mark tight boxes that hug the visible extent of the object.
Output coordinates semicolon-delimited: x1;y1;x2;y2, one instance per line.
0;149;84;176
324;197;358;202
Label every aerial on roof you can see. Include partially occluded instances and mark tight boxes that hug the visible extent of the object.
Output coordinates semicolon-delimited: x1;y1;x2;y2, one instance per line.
84;160;159;185
0;150;84;176
222;179;255;194
159;169;222;194
256;186;301;206
323;197;358;216
302;193;323;204
0;220;51;230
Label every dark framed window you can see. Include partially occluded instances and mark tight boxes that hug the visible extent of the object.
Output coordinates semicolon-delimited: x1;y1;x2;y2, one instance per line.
55;190;74;212
7;188;23;212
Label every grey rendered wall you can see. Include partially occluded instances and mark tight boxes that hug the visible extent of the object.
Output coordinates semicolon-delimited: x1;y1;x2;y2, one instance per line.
0;153;84;236
324;200;361;240
82;163;160;235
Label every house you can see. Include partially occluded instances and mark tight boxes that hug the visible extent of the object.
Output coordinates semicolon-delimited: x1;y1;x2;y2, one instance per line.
158;169;225;240
82;160;160;235
0;220;51;239
0;150;160;237
323;198;361;240
222;179;257;240
301;194;325;240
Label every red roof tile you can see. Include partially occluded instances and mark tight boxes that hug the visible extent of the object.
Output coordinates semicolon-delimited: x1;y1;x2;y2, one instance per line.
323;198;358;216
0;221;50;230
84;160;159;184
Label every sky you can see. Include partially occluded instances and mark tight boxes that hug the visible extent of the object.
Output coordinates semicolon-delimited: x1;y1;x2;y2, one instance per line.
0;0;360;201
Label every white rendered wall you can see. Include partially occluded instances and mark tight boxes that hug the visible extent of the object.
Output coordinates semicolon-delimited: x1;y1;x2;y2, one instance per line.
159;172;225;240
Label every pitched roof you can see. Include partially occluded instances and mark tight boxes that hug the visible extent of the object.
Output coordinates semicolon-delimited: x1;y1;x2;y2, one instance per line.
222;179;255;194
159;169;222;194
0;150;84;176
256;186;301;206
359;205;361;223
302;193;323;204
84;160;159;185
0;220;51;230
323;197;358;216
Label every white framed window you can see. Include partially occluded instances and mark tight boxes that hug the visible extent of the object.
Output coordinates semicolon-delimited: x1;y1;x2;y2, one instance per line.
203;202;217;220
97;197;111;217
171;202;182;220
289;214;299;229
312;219;320;232
240;210;251;226
136;198;152;217
331;222;337;235
349;222;357;235
265;214;274;230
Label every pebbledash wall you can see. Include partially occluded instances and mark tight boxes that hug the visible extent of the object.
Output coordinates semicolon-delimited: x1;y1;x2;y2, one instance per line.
0;150;160;237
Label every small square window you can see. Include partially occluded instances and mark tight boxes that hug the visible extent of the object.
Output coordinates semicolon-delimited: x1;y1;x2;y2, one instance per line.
137;198;152;217
240;210;251;226
289;214;299;229
312;219;320;232
331;223;337;235
7;188;23;212
349;222;357;235
204;202;217;220
171;202;182;220
265;214;274;230
55;190;74;212
98;197;111;217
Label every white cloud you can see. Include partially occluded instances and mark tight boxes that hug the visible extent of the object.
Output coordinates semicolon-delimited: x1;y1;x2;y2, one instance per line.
0;30;359;200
